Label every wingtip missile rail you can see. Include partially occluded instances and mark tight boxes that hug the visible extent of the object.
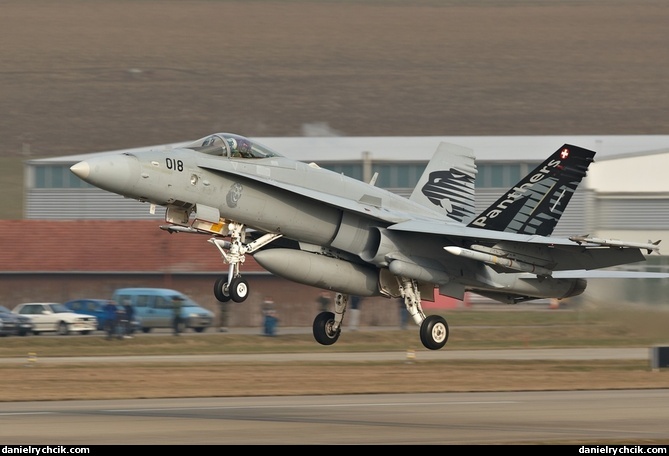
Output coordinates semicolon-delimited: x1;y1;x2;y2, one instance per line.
569;235;661;254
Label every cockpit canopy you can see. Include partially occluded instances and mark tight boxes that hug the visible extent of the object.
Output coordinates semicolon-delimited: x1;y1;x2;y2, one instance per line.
184;133;283;159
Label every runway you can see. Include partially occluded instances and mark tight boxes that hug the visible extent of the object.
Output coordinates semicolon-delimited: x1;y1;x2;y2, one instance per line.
2;390;668;445
0;344;666;444
0;347;651;364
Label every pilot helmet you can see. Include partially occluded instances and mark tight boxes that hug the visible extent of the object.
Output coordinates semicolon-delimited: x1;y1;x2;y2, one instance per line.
226;137;238;152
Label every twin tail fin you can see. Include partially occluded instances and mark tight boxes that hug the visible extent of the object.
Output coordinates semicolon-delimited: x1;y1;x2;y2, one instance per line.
467;144;595;236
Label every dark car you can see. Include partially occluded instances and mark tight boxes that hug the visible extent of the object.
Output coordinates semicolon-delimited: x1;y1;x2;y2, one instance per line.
0;305;34;336
63;299;139;334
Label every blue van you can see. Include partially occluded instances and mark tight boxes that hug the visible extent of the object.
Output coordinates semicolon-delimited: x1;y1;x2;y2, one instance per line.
111;288;214;333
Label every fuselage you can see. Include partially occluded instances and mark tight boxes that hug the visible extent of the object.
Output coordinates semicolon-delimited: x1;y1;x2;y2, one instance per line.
70;134;590;303
73;142;451;260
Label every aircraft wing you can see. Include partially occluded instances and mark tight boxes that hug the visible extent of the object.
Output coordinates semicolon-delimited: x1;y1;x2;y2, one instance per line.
388;219;576;246
195;156;444;224
389;219;655;272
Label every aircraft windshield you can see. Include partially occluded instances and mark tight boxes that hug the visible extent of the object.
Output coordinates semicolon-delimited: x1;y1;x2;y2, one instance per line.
184;133;283;159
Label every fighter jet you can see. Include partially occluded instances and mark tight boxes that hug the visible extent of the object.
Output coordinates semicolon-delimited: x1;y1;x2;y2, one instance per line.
70;133;665;350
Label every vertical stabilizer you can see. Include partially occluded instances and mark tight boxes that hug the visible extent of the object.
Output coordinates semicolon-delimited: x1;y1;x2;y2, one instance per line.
410;142;477;223
468;144;595;236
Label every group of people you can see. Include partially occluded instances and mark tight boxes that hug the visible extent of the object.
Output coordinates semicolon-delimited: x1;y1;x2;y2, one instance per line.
103;299;135;340
137;291;410;337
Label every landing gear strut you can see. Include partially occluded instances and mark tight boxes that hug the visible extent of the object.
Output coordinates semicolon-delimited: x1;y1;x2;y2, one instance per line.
398;276;449;350
208;223;282;303
309;287;450;351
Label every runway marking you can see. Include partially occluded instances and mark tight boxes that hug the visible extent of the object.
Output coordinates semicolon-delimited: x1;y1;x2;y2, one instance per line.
102;400;518;413
0;412;54;416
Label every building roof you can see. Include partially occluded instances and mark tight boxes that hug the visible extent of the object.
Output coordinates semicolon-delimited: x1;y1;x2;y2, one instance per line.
30;135;669;164
0;220;266;274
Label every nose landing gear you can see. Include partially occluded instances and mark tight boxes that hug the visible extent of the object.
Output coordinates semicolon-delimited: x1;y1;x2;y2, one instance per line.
209;223;282;303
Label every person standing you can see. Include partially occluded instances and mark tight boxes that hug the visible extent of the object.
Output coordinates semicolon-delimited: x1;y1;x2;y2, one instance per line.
103;300;119;340
115;304;127;340
261;296;278;336
172;296;184;336
122;298;134;338
349;295;361;331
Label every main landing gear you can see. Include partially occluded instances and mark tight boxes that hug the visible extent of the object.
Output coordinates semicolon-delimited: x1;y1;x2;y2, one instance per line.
311;278;450;351
312;311;340;346
208;222;282;303
419;315;449;351
206;222;449;350
396;276;450;350
312;292;348;346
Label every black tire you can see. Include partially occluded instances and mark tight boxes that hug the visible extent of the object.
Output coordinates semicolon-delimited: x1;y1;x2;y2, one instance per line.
57;321;70;336
419;315;449;350
193;327;205;333
141;327;151;334
230;277;249;303
214;277;231;302
312;311;341;346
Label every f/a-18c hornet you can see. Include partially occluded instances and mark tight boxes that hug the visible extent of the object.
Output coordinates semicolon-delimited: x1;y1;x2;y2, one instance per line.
70;133;666;350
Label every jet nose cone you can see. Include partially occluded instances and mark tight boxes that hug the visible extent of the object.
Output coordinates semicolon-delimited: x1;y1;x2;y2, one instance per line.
70;161;90;179
68;154;141;195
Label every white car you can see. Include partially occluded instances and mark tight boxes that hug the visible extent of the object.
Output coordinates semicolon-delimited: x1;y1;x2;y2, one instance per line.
12;302;97;335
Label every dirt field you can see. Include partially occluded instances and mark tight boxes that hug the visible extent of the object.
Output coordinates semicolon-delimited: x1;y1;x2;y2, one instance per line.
2;308;669;403
2;0;668;161
2;359;667;402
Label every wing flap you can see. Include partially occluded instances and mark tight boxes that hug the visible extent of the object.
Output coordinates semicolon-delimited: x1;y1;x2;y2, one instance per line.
389;219;576;245
549;244;647;271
